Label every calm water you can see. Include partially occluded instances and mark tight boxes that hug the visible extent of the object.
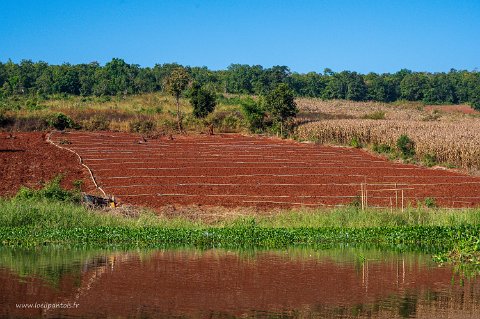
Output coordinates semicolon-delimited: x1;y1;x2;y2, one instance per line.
0;247;479;318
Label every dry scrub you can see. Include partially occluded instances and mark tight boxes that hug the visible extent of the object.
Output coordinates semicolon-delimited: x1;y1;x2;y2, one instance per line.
296;98;476;121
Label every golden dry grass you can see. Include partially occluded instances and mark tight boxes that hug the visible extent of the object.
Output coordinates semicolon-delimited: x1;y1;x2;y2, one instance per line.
296;98;474;121
297;119;480;170
295;99;480;171
5;93;247;134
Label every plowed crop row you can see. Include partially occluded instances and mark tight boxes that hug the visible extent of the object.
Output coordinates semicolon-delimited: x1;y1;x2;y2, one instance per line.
50;132;480;209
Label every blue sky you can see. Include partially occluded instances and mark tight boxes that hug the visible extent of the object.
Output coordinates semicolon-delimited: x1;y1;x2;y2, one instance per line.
1;0;479;73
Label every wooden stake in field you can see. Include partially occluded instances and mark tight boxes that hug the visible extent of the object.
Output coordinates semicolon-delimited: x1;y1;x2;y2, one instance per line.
401;189;404;212
365;183;368;209
361;183;364;211
395;183;398;208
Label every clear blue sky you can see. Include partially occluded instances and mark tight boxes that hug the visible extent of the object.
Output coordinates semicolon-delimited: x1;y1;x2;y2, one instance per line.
1;0;479;73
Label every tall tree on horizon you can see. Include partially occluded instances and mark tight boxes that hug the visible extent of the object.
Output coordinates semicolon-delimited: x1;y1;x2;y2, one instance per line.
164;67;190;132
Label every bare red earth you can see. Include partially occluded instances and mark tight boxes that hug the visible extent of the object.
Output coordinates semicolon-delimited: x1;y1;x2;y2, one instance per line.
0;132;95;197
48;131;480;209
424;104;479;114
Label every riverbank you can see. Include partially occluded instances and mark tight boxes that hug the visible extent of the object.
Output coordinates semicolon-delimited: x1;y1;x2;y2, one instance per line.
1;198;479;253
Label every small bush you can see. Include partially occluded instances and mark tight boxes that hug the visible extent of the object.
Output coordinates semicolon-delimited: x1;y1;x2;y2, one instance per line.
396;134;415;158
240;99;265;132
424;197;437;208
159;117;178;132
46;113;75;130
82;115;111;131
189;83;216;118
129;119;156;134
349;195;361;208
362;111;385;120
349;137;361;148
25;98;46;111
372;143;392;154
217;94;250;106
208;110;244;132
15;176;79;203
0;109;10;126
138;106;163;115
423;153;437;167
73;180;83;191
95;96;111;103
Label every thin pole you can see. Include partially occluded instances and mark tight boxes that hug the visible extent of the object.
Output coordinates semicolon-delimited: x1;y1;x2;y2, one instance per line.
365;183;368;209
401;189;404;213
361;183;364;211
395;183;398;208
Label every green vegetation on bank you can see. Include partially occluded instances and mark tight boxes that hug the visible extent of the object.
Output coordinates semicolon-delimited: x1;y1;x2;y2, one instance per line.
3;197;480;230
0;179;479;271
1;197;479;257
4;178;480;230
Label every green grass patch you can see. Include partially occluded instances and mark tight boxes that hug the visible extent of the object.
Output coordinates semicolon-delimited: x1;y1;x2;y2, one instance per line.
1;196;480;252
1;180;479;274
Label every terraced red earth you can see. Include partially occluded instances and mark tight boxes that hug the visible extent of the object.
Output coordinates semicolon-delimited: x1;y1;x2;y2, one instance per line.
0;132;96;197
50;131;480;209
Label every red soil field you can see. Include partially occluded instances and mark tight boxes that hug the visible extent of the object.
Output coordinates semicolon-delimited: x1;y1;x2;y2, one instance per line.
424;104;479;114
49;131;480;209
0;132;95;197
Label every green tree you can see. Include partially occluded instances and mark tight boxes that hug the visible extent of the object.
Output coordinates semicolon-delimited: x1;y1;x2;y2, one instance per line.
470;85;480;110
164;67;190;131
240;98;265;132
189;82;216;118
323;71;347;99
152;63;182;91
0;62;5;89
400;73;428;101
78;62;100;96
52;63;80;95
103;58;136;96
423;73;457;104
263;83;298;135
225;64;258;94
134;67;157;93
35;66;54;95
323;71;366;100
365;73;387;102
346;72;367;101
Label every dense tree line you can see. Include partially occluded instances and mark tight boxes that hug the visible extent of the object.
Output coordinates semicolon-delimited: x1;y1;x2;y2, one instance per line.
0;59;479;109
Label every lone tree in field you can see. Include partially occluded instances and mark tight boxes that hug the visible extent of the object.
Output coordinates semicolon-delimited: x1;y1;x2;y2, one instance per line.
189;82;216;118
163;67;190;131
264;83;298;135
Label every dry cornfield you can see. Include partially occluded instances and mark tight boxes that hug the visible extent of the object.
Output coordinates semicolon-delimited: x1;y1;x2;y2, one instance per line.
296;98;477;121
296;119;480;170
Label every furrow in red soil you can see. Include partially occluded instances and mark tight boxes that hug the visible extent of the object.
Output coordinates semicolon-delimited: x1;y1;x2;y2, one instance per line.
0;132;97;196
49;132;480;209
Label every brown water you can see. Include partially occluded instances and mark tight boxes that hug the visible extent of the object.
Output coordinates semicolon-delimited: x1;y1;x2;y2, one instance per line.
0;248;479;318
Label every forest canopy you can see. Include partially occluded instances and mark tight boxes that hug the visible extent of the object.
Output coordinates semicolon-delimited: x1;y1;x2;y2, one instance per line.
0;59;479;109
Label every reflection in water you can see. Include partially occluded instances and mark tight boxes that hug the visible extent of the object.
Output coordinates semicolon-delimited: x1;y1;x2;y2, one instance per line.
0;248;479;318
